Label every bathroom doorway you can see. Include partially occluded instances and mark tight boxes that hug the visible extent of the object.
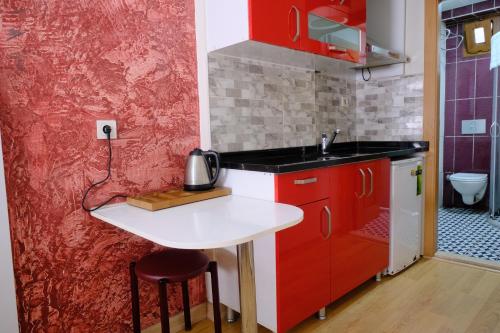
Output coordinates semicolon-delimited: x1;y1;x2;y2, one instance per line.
437;0;500;265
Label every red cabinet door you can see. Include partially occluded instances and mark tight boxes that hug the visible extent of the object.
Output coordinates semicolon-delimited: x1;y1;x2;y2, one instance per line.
249;0;306;50
276;199;331;333
330;159;390;301
302;0;366;63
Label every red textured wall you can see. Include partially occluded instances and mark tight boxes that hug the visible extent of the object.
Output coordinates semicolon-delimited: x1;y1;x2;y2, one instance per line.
0;0;203;331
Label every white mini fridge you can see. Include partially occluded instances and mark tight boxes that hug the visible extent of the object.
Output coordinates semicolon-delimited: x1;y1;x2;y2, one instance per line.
387;156;424;275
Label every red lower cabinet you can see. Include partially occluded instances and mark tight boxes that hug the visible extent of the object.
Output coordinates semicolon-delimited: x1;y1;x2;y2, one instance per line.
330;159;390;301
276;199;331;333
274;159;390;331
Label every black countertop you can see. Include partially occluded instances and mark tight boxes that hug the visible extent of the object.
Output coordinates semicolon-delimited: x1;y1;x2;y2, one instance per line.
220;141;429;173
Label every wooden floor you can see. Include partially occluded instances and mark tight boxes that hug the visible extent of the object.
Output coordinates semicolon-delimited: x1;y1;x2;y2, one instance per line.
180;258;500;333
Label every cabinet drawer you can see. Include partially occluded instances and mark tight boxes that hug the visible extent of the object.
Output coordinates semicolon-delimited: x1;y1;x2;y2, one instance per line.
275;168;329;205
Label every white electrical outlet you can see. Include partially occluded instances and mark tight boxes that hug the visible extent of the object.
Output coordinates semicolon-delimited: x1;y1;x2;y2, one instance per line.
96;120;117;139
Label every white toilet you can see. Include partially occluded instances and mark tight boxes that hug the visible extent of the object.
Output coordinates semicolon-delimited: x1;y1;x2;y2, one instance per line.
449;173;488;205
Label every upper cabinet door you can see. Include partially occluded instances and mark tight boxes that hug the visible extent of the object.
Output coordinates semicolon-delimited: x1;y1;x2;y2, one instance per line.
302;0;366;64
249;0;306;50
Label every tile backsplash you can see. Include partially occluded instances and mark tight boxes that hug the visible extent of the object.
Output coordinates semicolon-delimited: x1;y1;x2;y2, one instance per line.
209;53;423;152
355;75;424;141
209;53;356;152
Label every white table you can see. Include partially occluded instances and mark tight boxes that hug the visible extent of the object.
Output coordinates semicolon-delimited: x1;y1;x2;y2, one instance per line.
91;195;303;333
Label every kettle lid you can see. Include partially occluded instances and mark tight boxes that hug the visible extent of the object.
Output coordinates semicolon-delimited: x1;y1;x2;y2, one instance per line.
189;148;203;156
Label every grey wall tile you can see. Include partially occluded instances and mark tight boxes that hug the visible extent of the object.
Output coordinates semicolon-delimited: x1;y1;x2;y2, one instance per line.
209;52;424;152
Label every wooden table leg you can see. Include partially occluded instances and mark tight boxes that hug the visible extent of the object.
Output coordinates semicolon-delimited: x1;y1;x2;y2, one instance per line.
237;241;258;333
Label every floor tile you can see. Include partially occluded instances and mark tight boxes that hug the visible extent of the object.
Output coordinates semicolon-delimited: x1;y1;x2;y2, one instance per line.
438;208;500;262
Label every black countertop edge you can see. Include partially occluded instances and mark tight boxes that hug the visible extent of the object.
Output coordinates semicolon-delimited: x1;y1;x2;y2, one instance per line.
219;141;429;174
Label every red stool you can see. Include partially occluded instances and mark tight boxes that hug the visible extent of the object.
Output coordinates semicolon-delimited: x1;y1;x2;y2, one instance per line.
129;249;222;333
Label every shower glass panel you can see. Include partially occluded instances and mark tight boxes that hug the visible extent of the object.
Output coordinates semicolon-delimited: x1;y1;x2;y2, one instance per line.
490;68;500;218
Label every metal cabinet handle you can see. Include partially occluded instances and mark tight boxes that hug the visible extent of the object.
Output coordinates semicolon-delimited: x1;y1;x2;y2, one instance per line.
289;6;300;42
322;206;332;240
294;177;317;185
328;44;348;52
356;169;366;198
367;168;374;197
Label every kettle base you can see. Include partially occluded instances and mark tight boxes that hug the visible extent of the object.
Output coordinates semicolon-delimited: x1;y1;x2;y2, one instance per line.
184;184;215;192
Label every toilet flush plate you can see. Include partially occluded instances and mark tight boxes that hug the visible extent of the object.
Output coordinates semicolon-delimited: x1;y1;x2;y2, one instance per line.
462;119;486;135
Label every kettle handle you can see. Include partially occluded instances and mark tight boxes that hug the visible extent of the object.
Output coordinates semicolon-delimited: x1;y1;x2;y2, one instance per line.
204;150;221;187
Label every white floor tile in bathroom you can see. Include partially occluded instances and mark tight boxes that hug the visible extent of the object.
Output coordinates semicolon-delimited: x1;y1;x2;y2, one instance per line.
438;208;500;262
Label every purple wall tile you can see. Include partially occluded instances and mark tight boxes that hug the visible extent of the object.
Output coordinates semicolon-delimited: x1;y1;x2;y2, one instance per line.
455;99;475;135
445;101;456;136
446;64;456;100
443;175;455;207
453;5;472;17
475;98;493;130
474;0;494;11
476;58;493;97
456;61;476;99
454;137;474;171
448;25;458;34
443;137;455;172
445;35;458;63
474;137;492;171
447;51;457;64
442;10;452;20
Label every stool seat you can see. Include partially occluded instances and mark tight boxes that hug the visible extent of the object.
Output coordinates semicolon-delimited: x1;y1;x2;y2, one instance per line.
135;249;209;283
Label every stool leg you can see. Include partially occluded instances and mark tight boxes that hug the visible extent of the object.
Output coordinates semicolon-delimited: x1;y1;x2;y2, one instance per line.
158;279;170;333
208;261;222;333
182;281;192;331
129;262;141;333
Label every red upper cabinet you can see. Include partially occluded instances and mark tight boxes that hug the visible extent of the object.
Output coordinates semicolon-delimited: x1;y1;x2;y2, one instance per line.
302;0;366;63
248;0;366;63
206;1;366;64
249;0;306;50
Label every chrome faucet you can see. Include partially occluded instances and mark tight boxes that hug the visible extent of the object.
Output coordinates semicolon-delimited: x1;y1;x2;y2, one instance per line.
321;129;341;155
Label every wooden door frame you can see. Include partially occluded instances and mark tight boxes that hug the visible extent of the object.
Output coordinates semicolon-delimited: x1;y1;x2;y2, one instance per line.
423;0;440;257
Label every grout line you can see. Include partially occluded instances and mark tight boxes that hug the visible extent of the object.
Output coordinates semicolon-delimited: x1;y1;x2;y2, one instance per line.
447;96;494;101
472;59;478;167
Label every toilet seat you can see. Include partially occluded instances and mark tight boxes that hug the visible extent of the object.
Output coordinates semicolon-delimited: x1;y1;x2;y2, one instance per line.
449;173;488;182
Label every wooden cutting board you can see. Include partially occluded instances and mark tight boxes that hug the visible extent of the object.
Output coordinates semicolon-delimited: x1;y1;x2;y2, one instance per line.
126;187;232;211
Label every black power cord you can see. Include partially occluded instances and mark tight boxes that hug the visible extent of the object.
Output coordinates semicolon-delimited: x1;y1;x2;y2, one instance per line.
82;125;127;212
361;67;372;81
